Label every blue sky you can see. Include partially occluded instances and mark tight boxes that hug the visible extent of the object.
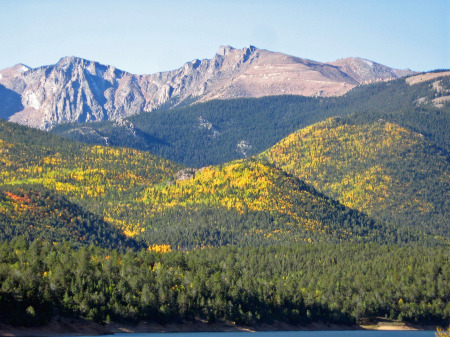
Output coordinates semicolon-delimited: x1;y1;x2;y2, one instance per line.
1;0;448;74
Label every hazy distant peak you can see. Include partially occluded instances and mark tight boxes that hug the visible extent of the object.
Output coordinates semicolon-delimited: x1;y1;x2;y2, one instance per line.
0;63;31;76
56;56;91;68
14;63;30;72
55;56;94;68
0;64;30;94
58;55;84;63
216;45;258;56
217;45;235;56
55;56;124;72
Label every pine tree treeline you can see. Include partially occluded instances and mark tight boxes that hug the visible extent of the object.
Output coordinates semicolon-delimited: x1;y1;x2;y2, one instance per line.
0;239;448;327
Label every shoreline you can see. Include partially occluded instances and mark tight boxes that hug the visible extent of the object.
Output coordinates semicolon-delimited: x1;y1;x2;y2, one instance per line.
0;317;439;336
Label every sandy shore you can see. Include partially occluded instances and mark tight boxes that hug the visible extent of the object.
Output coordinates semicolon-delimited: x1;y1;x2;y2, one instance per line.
0;317;438;336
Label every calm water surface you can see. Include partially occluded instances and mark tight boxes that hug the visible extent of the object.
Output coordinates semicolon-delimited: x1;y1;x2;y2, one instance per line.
73;331;436;337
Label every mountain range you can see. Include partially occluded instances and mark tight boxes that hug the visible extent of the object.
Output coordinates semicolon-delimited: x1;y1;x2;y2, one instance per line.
0;46;449;246
0;46;449;328
0;46;414;129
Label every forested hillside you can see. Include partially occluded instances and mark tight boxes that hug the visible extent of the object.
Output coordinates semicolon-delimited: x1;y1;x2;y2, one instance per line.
1;120;434;247
0;120;181;238
52;72;449;167
260;117;449;237
0;119;410;247
0;185;143;250
135;159;414;247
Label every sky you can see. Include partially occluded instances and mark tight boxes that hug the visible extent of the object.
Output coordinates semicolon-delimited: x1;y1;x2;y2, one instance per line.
1;0;448;74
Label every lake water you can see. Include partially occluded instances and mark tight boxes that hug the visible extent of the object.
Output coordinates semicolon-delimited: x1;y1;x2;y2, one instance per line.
72;331;436;337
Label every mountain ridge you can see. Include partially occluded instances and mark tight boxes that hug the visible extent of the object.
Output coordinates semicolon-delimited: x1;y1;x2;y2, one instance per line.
0;46;415;129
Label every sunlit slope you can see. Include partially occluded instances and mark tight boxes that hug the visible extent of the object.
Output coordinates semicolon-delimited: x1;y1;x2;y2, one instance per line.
0;120;437;248
0;120;181;236
134;159;410;247
0;185;143;249
260;117;449;236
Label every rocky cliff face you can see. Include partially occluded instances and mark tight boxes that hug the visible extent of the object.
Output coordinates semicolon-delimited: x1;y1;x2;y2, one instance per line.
0;46;415;129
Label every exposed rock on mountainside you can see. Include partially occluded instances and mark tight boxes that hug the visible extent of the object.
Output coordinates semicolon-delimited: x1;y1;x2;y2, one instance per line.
329;57;414;83
0;46;415;129
406;71;450;107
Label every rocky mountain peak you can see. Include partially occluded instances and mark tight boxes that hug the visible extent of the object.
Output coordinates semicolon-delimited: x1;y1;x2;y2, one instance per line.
13;63;30;73
215;45;259;61
0;46;416;130
0;64;31;95
217;45;235;56
0;64;30;81
246;45;257;53
57;56;85;64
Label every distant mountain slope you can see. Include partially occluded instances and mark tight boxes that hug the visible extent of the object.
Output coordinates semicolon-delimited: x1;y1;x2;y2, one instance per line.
260;117;449;237
344;72;450;151
0;185;143;250
0;46;414;129
53;95;343;167
329;57;413;83
52;71;450;167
